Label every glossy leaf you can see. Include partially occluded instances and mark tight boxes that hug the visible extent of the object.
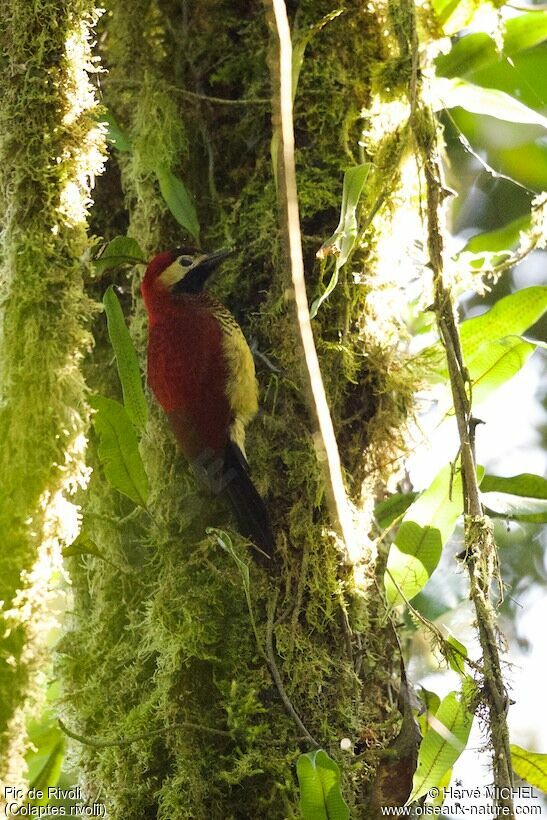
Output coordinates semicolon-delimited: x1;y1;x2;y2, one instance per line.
94;235;147;274
436;13;547;79
297;749;350;820
408;686;474;805
155;164;200;242
445;634;468;675
90;396;148;507
103;286;148;431
311;164;370;317
435;78;547;128
511;745;547;793
375;492;417;531
471;43;547;111
461;286;547;360
481;473;547;499
481;473;547;522
457;213;531;269
467;336;536;406
385;464;475;605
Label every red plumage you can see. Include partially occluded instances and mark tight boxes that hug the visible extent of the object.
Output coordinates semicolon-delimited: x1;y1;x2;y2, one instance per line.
141;248;274;562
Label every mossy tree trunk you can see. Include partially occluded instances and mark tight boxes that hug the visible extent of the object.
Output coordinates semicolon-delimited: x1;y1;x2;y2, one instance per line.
60;0;428;817
0;0;104;794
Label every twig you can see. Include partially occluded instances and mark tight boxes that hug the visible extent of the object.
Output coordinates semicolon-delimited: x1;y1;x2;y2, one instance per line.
402;0;515;813
288;538;310;656
266;591;319;747
101;78;270;106
263;0;356;557
58;717;231;747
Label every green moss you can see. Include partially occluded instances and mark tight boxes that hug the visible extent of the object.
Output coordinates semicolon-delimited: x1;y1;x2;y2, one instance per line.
0;0;105;781
58;0;428;816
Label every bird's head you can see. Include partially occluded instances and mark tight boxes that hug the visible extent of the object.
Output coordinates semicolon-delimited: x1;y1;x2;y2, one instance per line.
141;246;234;316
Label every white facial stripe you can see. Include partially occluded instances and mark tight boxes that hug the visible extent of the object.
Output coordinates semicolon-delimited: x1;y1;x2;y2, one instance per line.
158;260;185;288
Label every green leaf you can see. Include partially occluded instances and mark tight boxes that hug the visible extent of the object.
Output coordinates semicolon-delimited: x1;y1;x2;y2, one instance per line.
292;10;345;98
90;396;148;507
430;0;463;27
103;286;148;432
457;213;531;269
436;13;547;78
94;235;147;274
481;473;547;522
100;110;132;152
460;287;547;361
435;77;547;128
271;10;343;188
511;745;547;793
467;336;536;406
155;164;200;242
297;749;350;820
28;740;65;803
408;686;475;805
385;464;477;605
63;533;105;561
481;473;547;499
386;522;443;606
311;164;370;317
374;492;417;531
445;634;468;675
421;287;547;386
63;532;125;571
418;688;441;728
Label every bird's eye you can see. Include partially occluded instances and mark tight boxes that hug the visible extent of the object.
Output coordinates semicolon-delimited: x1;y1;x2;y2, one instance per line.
178;255;193;267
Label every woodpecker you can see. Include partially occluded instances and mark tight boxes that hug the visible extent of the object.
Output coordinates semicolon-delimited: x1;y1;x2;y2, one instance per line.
141;247;274;562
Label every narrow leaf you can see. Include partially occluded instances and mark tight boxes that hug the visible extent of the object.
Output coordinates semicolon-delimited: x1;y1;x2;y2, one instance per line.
297;750;350;820
435;78;547;129
511;745;547;793
94;235;147;274
103;286;148;431
311;164;370;317
90;395;148;507
408;687;474;805
445;634;468;675
155;164;200;241
292;10;345;99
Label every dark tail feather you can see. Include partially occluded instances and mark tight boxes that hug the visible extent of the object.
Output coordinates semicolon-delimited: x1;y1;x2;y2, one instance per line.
223;441;275;563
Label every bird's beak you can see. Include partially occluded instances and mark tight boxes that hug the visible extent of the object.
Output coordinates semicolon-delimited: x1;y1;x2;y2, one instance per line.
194;248;235;276
172;248;234;294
